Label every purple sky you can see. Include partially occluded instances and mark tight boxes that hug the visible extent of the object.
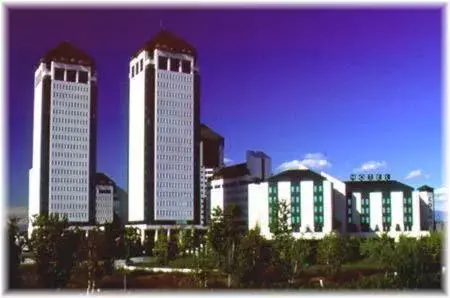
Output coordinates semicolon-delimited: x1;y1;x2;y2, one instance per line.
7;8;444;209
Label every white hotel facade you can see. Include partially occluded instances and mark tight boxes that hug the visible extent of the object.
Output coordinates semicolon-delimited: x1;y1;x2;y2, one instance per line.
211;165;436;239
28;42;97;236
128;30;200;230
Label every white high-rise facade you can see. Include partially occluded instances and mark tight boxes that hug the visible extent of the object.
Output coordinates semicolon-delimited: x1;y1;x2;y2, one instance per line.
28;42;97;235
128;30;200;226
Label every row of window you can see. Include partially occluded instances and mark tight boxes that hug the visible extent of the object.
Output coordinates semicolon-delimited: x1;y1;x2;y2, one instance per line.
157;200;192;207
157;135;192;145
213;180;249;189
158;72;193;82
53;93;89;102
51;195;87;201
157;108;192;118
156;163;192;171
156;56;192;74
51;186;88;192
51;159;88;167
157;145;192;153
157;91;193;101
53;109;89;117
52;142;88;150
97;189;113;194
314;215;324;223
52;151;88;159
51;202;87;209
382;198;391;204
53;82;90;92
52;117;90;127
157;117;193;126
313;196;323;203
156;191;193;199
156;181;193;188
158;99;193;110
291;185;300;192
157;81;192;92
51;169;88;176
51;177;88;184
157;154;192;162
314;185;323;192
54;68;89;84
53;120;89;129
52;134;88;142
131;59;144;77
50;211;87;220
156;210;193;217
157;126;192;137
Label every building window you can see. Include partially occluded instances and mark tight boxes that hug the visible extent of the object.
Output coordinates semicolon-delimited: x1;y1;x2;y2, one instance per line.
67;70;76;82
78;71;88;83
54;68;64;81
140;59;143;72
181;60;191;74
131;66;135;77
171;58;180;72
158;56;168;70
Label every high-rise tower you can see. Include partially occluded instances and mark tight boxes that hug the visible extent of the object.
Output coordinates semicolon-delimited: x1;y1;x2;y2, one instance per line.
28;42;97;234
128;30;200;226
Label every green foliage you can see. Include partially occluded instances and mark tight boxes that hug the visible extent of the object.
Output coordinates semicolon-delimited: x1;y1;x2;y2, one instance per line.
342;236;363;263
207;205;243;287
193;240;216;288
389;236;438;288
317;232;345;275
30;214;80;288
168;231;179;260
360;234;395;269
123;227;140;260
235;226;273;287
8;218;22;289
153;230;169;266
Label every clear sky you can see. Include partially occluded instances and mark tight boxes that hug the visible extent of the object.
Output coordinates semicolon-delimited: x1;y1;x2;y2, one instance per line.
7;8;444;210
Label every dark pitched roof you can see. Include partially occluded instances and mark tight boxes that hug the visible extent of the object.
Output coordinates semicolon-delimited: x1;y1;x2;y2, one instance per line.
268;169;325;182
345;180;414;193
132;29;197;59
39;41;95;69
212;163;250;180
95;172;116;186
201;124;224;141
417;185;434;192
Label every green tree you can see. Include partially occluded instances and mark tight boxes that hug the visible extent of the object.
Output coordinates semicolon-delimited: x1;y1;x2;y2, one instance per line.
317;232;345;275
123;227;140;261
207;205;243;288
8;218;22;289
235;225;273;288
290;239;312;278
193;239;216;288
360;233;395;270
30;214;80;288
81;228;106;292
179;228;194;256
153;229;169;266
390;236;439;288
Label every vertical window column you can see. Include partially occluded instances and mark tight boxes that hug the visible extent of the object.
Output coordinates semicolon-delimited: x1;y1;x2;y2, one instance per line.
360;192;370;232
290;182;301;232
382;191;391;231
313;182;324;232
346;193;353;226
403;191;413;231
268;182;278;233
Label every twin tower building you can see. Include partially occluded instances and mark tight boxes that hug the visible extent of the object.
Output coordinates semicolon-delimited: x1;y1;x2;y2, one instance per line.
28;30;215;233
